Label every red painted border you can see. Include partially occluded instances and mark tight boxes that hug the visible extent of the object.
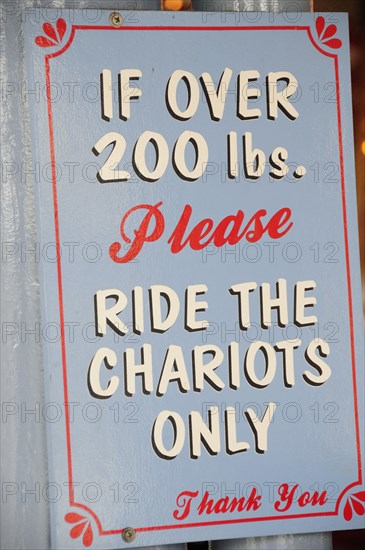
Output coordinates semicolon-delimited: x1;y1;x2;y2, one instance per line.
44;24;362;537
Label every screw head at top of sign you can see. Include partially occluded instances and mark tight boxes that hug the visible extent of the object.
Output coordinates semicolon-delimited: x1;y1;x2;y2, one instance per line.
122;527;136;543
110;12;123;28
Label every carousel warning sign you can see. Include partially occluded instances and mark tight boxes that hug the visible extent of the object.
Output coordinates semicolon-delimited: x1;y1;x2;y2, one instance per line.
25;9;364;548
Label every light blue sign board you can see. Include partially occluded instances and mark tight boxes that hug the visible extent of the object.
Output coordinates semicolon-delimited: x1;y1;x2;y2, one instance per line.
25;9;364;549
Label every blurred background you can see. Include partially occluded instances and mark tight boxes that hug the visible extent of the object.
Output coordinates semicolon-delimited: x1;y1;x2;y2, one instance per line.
161;0;365;304
161;0;365;548
162;0;192;9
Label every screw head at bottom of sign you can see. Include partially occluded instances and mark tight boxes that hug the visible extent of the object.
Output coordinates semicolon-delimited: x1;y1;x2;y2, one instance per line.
122;527;137;543
110;12;123;27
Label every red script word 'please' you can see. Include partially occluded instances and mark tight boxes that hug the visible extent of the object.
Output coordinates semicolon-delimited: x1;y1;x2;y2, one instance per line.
109;202;293;263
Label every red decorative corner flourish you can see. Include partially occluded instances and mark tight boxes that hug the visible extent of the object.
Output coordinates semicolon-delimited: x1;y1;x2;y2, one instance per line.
35;19;66;47
65;512;94;547
343;491;365;521
315;16;342;49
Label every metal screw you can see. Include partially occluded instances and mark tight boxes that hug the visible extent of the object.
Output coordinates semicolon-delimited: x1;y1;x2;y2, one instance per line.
122;527;136;543
110;12;123;27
